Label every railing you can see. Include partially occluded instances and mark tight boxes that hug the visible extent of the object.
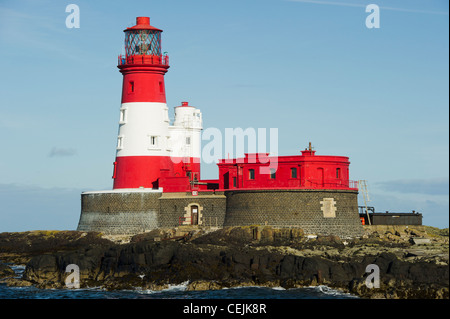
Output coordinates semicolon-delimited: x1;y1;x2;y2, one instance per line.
118;54;169;66
349;180;358;189
305;179;359;189
179;216;191;226
178;216;219;227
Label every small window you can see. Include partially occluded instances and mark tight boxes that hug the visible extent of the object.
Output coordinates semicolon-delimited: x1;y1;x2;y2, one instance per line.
149;136;158;148
129;81;134;93
233;177;237;187
336;168;341;179
291;167;297;178
186;137;191;145
117;136;123;149
119;109;127;123
159;81;163;93
249;169;255;180
270;168;276;179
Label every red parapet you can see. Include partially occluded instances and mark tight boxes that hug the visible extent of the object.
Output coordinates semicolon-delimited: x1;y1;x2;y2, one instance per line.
118;54;169;66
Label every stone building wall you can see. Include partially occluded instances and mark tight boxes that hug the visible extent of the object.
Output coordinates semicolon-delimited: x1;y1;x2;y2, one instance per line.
77;191;162;235
158;192;227;228
77;189;363;238
223;189;363;238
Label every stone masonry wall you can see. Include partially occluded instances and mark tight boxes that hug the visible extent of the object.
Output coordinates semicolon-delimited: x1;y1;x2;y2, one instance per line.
158;192;227;228
223;189;363;238
77;189;363;238
77;191;162;235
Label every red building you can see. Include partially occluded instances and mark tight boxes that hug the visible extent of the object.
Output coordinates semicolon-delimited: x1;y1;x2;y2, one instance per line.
159;143;357;192
215;143;357;191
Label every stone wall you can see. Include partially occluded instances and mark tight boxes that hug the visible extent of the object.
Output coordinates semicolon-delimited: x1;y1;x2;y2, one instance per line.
223;189;363;238
77;189;363;238
77;191;161;235
158;192;227;228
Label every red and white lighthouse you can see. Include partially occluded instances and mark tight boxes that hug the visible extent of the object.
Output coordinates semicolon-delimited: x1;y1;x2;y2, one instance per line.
112;17;202;190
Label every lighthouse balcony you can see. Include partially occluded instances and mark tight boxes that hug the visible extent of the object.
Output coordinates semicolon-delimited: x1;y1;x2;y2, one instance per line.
118;54;169;67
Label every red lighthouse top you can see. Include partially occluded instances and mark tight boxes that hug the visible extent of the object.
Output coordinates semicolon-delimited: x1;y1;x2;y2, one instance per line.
118;17;169;67
124;17;162;32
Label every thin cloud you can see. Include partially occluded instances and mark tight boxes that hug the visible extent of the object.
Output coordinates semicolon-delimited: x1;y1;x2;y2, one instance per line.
48;147;77;158
0;6;87;62
285;0;449;15
376;178;449;196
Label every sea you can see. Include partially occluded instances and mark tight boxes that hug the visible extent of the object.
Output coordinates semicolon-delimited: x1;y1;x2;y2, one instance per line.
1;265;358;300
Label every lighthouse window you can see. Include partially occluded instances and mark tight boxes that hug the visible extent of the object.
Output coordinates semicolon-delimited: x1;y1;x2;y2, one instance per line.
129;81;135;93
117;136;123;150
150;136;158;147
270;168;276;179
336;168;341;179
119;109;127;123
291;167;297;178
249;169;255;180
159;81;163;93
186;137;191;145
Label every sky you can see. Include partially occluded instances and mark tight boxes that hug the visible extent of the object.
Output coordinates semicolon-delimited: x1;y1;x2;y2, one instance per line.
0;0;448;232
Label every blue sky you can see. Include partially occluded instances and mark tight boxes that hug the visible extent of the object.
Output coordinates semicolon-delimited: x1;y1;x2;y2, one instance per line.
0;0;448;231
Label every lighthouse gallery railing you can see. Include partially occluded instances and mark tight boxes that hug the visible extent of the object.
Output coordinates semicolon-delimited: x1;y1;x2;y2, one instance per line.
118;54;169;66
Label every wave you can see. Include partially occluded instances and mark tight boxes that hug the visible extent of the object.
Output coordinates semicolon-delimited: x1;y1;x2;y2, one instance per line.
309;285;358;298
134;280;190;294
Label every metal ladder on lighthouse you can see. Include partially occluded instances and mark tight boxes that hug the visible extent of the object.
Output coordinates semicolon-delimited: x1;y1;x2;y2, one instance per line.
358;180;372;225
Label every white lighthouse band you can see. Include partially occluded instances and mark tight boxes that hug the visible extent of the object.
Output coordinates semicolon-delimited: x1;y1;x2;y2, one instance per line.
116;101;202;161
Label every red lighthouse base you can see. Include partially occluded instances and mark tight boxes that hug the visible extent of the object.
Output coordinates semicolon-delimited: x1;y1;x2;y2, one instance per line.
113;156;201;190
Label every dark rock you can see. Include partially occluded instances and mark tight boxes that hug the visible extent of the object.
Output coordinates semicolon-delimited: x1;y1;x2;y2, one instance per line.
0;230;114;264
0;263;15;278
2;226;448;298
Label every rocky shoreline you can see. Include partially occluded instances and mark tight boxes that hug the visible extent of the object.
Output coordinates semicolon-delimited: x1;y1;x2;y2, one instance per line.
0;225;448;299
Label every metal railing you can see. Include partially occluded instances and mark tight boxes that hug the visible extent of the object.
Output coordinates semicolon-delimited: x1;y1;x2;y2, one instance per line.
179;216;191;225
305;179;358;189
118;54;169;66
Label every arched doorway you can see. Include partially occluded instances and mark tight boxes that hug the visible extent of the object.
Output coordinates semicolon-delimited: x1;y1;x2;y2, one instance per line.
191;205;199;225
182;203;203;226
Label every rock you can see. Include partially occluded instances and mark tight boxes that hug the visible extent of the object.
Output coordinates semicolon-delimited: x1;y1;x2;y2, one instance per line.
0;263;15;278
0;230;114;264
411;238;431;245
1;226;448;298
131;228;175;242
186;280;222;291
4;277;33;287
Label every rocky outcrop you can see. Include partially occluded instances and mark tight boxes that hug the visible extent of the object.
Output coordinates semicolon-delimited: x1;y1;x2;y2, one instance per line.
0;230;114;264
0;262;15;279
1;226;449;298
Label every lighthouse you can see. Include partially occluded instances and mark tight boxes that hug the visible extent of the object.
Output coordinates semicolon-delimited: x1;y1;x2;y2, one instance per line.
112;17;202;190
78;16;363;238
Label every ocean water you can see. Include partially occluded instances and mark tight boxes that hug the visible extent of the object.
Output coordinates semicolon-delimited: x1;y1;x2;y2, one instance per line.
0;265;358;299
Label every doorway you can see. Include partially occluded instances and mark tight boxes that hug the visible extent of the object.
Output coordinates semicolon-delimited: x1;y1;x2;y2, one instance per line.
191;205;199;225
